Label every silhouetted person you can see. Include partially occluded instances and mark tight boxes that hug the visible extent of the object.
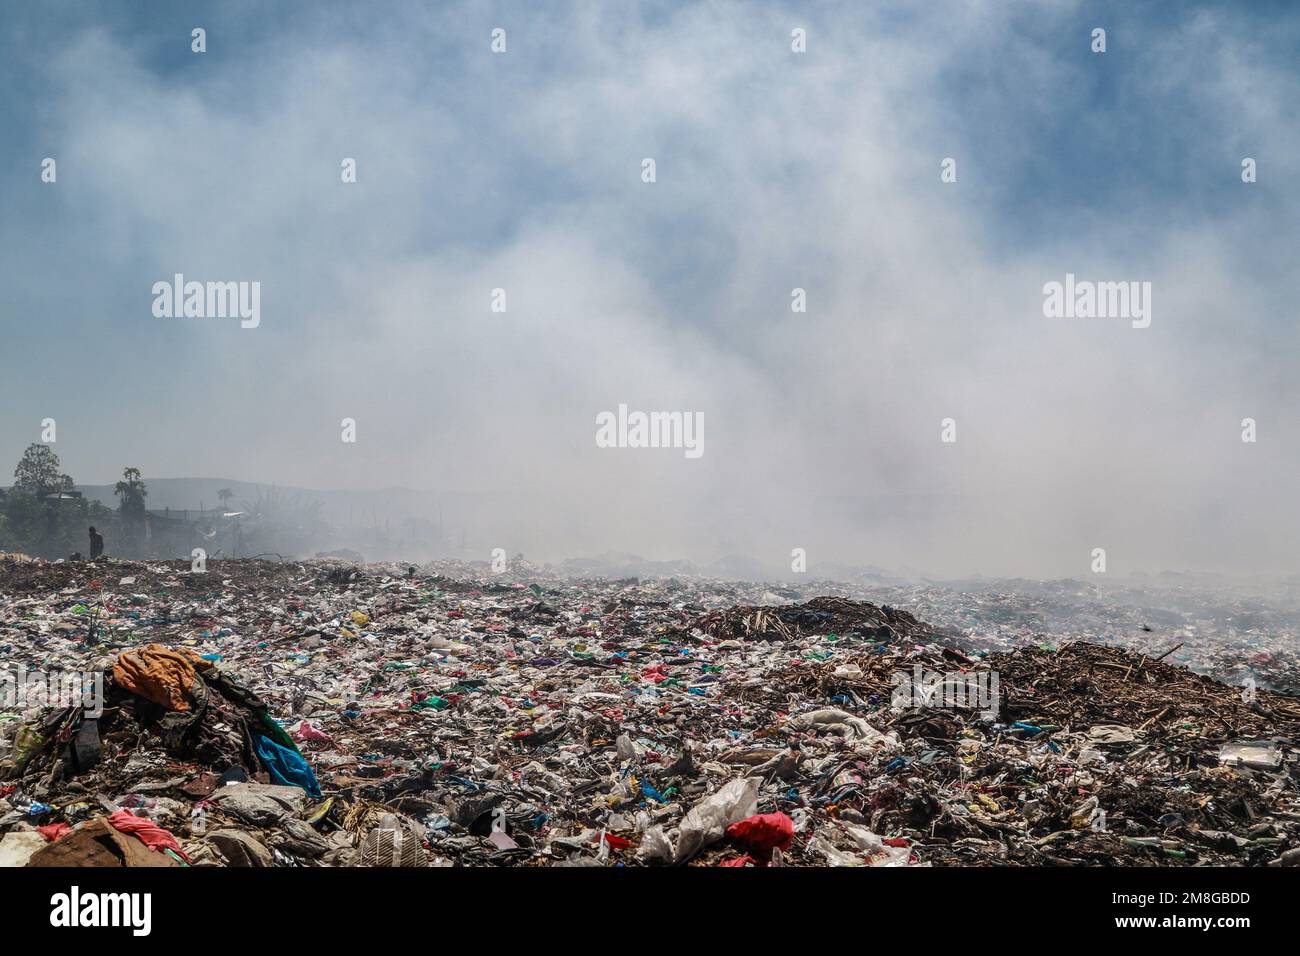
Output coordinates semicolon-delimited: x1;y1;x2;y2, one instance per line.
88;526;104;560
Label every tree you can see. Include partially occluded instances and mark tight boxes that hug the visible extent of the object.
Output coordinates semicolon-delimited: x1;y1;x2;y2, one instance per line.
0;490;111;559
13;444;63;497
115;467;148;520
2;446;115;558
217;487;234;512
0;490;44;552
114;467;148;556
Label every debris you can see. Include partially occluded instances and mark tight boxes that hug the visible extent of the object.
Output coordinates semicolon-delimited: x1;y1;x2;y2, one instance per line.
673;777;760;864
725;812;794;860
1219;741;1283;771
2;557;1298;866
26;817;180;868
111;644;205;711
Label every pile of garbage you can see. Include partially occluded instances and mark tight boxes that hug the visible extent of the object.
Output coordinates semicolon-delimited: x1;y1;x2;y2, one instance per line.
689;595;943;644
867;575;1300;696
1;557;1297;867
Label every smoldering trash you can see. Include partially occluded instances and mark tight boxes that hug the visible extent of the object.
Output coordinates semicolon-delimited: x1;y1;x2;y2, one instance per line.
2;555;1298;868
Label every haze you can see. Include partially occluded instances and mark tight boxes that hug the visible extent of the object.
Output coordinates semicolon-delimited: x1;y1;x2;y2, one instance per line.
3;0;1298;578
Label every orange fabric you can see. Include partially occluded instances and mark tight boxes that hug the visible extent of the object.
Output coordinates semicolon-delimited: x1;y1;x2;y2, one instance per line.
112;644;203;711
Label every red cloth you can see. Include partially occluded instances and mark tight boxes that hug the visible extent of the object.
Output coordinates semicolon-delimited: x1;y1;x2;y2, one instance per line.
718;855;756;867
107;810;191;863
292;721;333;744
726;813;795;853
592;833;633;851
37;823;72;841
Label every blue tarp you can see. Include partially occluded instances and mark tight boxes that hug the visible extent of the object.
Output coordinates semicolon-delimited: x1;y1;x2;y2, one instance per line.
254;734;322;798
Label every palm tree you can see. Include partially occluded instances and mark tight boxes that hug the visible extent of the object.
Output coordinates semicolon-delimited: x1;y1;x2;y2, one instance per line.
114;467;148;556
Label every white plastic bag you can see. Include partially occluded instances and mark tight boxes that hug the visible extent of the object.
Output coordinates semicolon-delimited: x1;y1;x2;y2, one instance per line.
671;776;760;863
636;824;673;862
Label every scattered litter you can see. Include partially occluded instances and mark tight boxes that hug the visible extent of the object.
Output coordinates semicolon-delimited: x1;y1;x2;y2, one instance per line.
2;557;1298;866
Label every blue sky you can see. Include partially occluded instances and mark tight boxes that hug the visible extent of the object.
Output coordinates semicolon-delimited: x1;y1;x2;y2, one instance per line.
2;0;1298;575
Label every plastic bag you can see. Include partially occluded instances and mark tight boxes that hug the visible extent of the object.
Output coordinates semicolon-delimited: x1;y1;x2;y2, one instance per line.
672;776;759;863
636;824;673;862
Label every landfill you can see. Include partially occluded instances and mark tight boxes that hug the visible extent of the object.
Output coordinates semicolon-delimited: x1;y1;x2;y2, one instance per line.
2;554;1299;867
